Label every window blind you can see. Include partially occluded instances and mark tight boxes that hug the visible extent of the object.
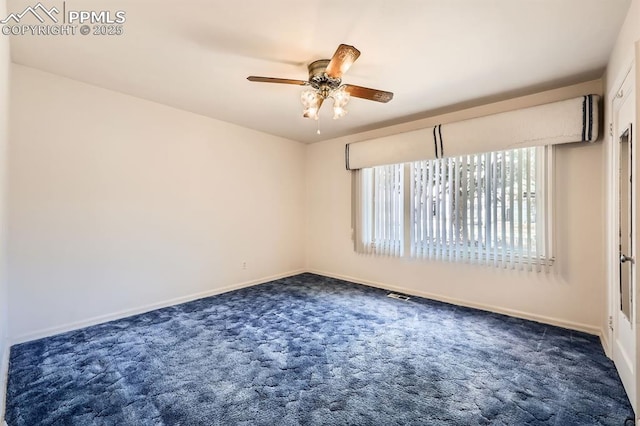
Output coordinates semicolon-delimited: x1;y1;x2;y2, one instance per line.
409;147;549;270
352;164;404;256
353;147;552;270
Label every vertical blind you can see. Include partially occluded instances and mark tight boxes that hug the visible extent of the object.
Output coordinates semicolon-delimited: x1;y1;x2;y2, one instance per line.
352;164;404;256
409;147;550;270
353;147;551;270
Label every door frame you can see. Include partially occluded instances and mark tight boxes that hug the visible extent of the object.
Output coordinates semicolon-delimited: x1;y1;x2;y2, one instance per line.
607;60;638;415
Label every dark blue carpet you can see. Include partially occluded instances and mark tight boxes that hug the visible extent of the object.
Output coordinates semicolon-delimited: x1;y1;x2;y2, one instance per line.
5;273;634;425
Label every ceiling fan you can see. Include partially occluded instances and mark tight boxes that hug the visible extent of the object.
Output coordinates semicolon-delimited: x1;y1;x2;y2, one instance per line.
247;44;393;121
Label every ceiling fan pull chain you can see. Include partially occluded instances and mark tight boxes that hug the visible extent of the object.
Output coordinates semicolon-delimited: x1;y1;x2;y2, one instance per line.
317;115;321;135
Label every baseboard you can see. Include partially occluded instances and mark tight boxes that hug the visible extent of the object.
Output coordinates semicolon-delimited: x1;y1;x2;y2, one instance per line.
10;267;602;346
12;269;305;345
600;328;612;358
308;269;601;336
0;340;9;425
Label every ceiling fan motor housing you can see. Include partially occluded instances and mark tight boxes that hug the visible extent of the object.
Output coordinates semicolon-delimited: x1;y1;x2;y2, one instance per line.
308;59;341;97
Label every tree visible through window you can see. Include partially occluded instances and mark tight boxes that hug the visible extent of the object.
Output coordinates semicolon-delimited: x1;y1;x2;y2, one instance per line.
357;146;552;269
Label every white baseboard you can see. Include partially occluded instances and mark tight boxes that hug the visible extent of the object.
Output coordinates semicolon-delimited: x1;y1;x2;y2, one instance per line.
308;269;601;336
600;328;612;358
10;268;603;350
0;340;9;425
12;269;305;345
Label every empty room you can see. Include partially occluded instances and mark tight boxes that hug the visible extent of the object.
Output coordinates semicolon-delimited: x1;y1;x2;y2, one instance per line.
1;0;640;424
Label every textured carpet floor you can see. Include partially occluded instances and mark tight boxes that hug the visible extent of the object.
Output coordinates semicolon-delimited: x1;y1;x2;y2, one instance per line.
5;273;634;425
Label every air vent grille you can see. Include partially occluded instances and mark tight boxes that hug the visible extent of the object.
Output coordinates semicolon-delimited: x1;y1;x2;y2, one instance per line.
387;293;411;301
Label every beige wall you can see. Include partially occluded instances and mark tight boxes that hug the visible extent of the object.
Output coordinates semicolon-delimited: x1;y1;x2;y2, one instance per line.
306;79;606;334
0;0;9;417
8;65;306;341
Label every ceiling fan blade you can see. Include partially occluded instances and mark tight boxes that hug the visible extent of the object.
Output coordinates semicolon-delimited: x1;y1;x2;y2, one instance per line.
344;84;394;103
325;44;361;79
247;76;308;85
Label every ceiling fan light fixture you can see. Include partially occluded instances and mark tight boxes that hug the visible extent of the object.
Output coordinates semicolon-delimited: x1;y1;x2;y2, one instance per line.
301;89;321;120
301;89;320;107
303;107;319;120
331;86;350;120
302;84;351;120
332;105;347;120
332;86;350;106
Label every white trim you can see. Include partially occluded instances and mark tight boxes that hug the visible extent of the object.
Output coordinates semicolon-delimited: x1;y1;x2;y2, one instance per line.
9;267;602;349
607;60;635;349
607;58;638;412
601;327;612;358
0;340;9;425
308;269;601;336
11;269;305;345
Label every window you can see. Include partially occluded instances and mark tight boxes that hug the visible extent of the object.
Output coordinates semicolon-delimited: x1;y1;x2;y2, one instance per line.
354;146;553;269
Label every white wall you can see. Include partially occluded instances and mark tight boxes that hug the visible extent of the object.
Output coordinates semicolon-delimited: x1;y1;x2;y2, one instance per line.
8;65;306;341
0;0;9;418
607;0;639;94
306;80;606;335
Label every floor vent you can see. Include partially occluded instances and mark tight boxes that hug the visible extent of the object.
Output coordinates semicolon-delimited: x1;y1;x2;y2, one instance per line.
387;293;411;301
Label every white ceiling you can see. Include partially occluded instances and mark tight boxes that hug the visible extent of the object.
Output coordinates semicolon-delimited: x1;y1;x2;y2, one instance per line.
6;0;632;143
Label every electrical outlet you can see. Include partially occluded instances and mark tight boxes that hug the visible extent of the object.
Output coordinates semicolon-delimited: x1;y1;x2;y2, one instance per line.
242;261;247;270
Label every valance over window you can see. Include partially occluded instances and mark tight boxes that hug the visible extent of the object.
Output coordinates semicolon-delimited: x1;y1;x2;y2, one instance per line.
345;95;599;170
